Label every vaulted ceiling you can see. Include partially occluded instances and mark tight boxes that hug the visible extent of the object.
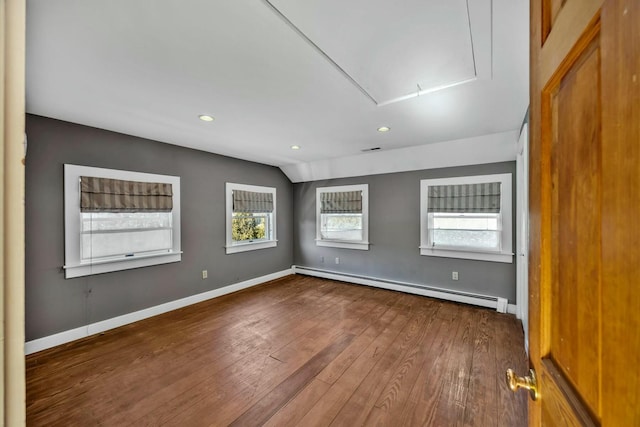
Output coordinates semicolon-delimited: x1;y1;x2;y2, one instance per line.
26;0;529;181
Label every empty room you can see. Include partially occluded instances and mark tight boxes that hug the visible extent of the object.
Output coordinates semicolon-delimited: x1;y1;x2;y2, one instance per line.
2;0;638;426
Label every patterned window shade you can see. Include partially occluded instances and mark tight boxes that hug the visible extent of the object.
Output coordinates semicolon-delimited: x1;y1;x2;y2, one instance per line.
80;176;173;212
233;190;273;213
320;191;362;214
427;182;501;213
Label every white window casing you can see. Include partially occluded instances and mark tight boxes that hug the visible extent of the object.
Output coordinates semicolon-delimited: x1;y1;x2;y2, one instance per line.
225;182;277;254
64;164;182;278
420;173;513;263
316;184;369;251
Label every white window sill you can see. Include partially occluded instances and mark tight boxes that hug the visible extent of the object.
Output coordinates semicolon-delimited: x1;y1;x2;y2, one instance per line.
419;246;513;263
226;240;277;254
64;251;182;278
316;239;370;251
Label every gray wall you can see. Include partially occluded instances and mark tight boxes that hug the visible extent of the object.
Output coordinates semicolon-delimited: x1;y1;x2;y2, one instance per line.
293;162;517;303
25;115;293;341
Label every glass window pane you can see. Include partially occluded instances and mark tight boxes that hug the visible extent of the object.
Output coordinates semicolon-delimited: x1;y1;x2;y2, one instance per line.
431;229;500;250
81;212;172;232
429;212;501;250
81;229;172;259
432;213;500;231
321;214;363;241
232;212;271;242
80;212;174;260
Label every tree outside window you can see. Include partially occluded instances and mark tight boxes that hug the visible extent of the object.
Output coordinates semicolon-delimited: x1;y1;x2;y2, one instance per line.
232;212;267;242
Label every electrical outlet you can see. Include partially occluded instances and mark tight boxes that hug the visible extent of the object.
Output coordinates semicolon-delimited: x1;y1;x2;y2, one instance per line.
452;271;459;281
202;270;208;279
335;257;340;265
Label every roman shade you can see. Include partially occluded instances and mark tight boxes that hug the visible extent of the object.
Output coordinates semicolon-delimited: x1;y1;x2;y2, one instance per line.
427;182;501;213
320;190;362;214
232;190;274;213
80;176;173;212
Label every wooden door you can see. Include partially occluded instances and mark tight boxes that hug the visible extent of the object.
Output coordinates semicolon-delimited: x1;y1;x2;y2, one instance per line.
528;0;639;425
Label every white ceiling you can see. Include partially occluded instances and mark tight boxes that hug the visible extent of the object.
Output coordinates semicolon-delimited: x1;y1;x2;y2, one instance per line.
25;0;529;179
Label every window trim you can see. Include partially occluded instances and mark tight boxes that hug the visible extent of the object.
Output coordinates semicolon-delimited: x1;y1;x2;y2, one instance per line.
419;173;513;263
64;164;182;278
225;182;277;254
316;184;369;251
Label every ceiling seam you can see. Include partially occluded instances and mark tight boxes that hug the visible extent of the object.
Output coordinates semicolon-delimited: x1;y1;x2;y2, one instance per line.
261;0;379;105
491;0;494;79
466;0;478;78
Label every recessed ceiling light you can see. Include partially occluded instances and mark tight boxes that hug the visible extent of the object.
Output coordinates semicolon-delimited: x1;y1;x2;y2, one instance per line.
199;115;215;122
291;145;301;150
377;126;391;132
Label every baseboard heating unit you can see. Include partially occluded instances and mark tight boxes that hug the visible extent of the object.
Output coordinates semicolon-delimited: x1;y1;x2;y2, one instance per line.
292;266;516;315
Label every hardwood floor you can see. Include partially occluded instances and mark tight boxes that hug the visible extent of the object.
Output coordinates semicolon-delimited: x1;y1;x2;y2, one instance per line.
26;275;528;426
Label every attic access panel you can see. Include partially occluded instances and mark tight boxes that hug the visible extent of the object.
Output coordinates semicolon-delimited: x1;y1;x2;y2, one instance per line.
266;0;477;106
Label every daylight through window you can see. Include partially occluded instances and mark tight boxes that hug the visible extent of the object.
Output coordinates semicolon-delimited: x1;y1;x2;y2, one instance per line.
64;165;182;278
226;183;277;254
232;212;271;243
420;174;513;263
316;184;369;250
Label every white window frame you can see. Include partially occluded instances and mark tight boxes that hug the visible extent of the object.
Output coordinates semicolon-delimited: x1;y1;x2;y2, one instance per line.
64;164;182;278
225;182;277;254
420;173;513;263
316;184;369;251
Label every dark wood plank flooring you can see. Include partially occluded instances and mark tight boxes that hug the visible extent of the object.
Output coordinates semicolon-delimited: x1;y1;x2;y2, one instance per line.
26;275;528;426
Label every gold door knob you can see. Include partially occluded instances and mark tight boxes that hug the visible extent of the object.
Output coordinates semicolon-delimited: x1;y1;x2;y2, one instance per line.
506;368;539;401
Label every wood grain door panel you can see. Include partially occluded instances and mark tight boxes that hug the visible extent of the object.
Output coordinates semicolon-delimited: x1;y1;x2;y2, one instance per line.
542;0;566;42
547;33;602;422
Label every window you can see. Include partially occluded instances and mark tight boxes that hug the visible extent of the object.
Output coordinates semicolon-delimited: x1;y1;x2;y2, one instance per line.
316;184;369;250
64;164;182;278
226;183;277;254
420;173;513;263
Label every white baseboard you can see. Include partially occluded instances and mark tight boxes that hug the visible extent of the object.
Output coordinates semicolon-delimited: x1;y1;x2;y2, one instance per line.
293;266;517;315
25;268;293;355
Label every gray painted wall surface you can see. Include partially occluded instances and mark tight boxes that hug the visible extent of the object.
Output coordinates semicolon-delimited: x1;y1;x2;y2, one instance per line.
293;162;517;303
25;115;293;341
